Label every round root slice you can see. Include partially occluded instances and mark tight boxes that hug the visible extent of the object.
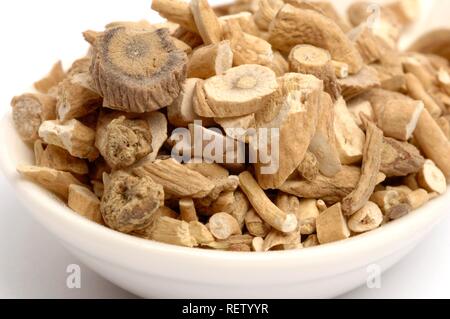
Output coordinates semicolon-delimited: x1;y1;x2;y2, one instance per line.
347;202;383;233
90;27;188;113
203;64;278;117
208;212;242;240
417;160;447;195
100;171;164;233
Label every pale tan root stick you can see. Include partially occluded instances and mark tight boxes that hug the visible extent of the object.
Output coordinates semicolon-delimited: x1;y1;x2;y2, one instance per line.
347;202;383;233
219;12;260;36
189;221;214;245
336;66;381;100
190;0;223;45
316;200;327;213
208;212;242;240
151;0;198;33
316;203;350;244
40;144;88;175
17;165;82;199
405;73;442;118
276;193;319;235
297;152;319;182
380;137;424;178
230;190;250;230
342;122;383;216
239;171;298;233
150;217;197;248
414;109;450;181
245;209;271;237
34;140;45;166
179;198;198;222
263;229;301;251
347;98;374;128
203;234;253;251
406;189;430;210
187;41;233;79
68;184;103;224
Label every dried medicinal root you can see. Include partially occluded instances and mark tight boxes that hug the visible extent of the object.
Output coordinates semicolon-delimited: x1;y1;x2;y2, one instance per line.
199;64;278;117
190;0;223;45
269;4;363;74
11;93;57;143
90;27;188;113
40;144;89;175
230;190;249;230
405;73;442;118
289;44;340;100
189;221;214;244
187;41;233;79
245;209;271;237
239;171;298;233
347;98;374;128
408;29;450;62
332;61;349;79
406;188;430;210
34;140;45;166
204;234;253;251
38;119;99;161
68;184;103;224
417;160;447;195
151;0;198;33
336;66;380;99
297;152;319;182
380;137;425;177
34;61;65;94
179;198;198;222
209;212;242;240
303;234;319;248
262;229;301;251
95;114;152;169
219;12;260;36
347;202;383;233
253;0;284;31
17;165;82;199
342;122;383;216
316;203;350;244
370;190;411;220
151;217;197;248
133;158;215;198
101;171;164;233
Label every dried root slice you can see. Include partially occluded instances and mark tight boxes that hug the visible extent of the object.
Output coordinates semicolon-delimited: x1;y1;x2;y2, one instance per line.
190;0;223;45
198;64;278;118
245;209;271;237
380;137;425;178
289;44;340;100
277;194;319;235
189;221;214;244
40;144;88;175
337;66;380;99
219;12;260;36
269;4;363;74
215;113;255;142
57;73;102;122
11;93;57;143
316;199;327;213
414;109;450;181
17;165;82;199
417;160;447;195
254;73;322;189
370;190;411;220
95;114;152;169
378;99;424;141
139;111;168;164
38;119;99;161
347;202;383;233
133;158;215;198
90;27;187;113
239;171;298;233
347;98;374;128
408;29;450;62
252;237;264;252
253;0;284;31
263;229;301;251
406;188;430;210
347;26;386;65
151;217;197;248
100;171;164;233
316;203;350;244
133;206;178;239
297;152;319;182
334;97;366;165
230;190;250;230
34;140;45;166
208;212;242;240
179;198;198;222
34;61;65;94
151;0;198;33
405;73;442;118
270;51;289;76
303;234;319;248
187;41;233;79
203;234;253;251
342;122;383;216
309;92;342;177
68;184;103;224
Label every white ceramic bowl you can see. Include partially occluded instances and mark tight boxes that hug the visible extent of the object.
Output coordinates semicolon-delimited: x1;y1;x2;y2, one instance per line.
1;111;449;298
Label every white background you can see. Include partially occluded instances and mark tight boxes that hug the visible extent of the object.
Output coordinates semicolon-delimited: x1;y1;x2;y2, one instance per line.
0;0;449;299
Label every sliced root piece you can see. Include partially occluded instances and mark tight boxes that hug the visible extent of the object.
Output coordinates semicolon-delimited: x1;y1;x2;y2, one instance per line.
417;160;447;195
34;61;66;94
68;184;103;224
270;51;290;76
297;151;319;182
151;217;197;248
140;111;168;163
190;0;223;45
347;25;386;65
347;98;375;128
245;209;271;237
101;171;164;233
347;202;383;233
151;0;198;33
203;234;253;251
201;64;278;118
187;41;233;79
303;234;319;248
253;0;284;31
408;29;450;61
179;198;198;222
316;203;350;244
405;73;442;118
269;4;364;74
11;93;57;143
406;188;430;210
95;113;152;169
90;27;187;113
289;44;340;100
40;144;89;175
133;158;215;199
337;66;380;99
342;122;383;216
263;229;301;251
219;12;260;36
39;119;99;161
34;140;45;166
380;137;425;177
239;171;298;233
379;99;424;141
189;221;214;245
209;212;242;240
168;78;205;127
17;165;82;199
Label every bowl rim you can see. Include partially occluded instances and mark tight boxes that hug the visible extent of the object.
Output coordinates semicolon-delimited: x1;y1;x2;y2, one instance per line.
1;111;449;268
